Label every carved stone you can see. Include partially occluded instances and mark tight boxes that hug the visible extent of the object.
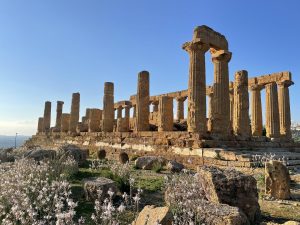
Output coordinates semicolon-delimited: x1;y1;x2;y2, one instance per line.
277;80;293;140
183;40;209;134
233;70;251;139
211;50;232;137
265;83;280;139
69;93;80;134
136;71;150;131
89;109;102;132
102;82;115;132
158;96;173;131
250;83;264;136
55;101;64;132
61;113;70;133
43;101;51;133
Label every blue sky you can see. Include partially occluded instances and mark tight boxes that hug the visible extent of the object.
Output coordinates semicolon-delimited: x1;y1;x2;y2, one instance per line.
0;0;299;135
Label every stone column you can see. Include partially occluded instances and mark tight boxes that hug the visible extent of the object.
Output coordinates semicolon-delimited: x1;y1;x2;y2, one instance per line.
176;97;186;121
55;101;64;131
37;117;44;133
265;82;280;139
43;101;51;133
158;96;174;131
102;82;115;132
88;109;102;132
133;105;136;117
211;49;232;136
207;91;213;132
183;41;209;134
117;106;123;119
250;84;264;136
229;82;234;132
233;70;251;138
69;93;80;133
61;113;70;133
277;80;293;140
136;71;150;131
152;101;159;112
124;105;131;131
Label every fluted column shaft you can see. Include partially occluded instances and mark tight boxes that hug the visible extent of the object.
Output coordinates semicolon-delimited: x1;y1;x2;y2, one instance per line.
88;109;102;132
265;83;280;138
102;82;115;132
183;41;209;134
229;82;234;132
211;50;232;136
61;113;70;132
158;96;174;131
152;101;159;113
233;70;251;138
43;101;51;132
250;84;264;136
277;80;293;140
117;106;123;119
69;93;80;133
176;97;186;121
37;117;44;133
136;71;150;131
55;101;64;131
207;92;213;132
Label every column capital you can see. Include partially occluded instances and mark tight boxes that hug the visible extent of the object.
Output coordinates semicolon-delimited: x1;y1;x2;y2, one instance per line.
182;40;210;54
175;96;187;102
277;80;294;88
151;100;159;105
211;50;232;63
250;84;265;91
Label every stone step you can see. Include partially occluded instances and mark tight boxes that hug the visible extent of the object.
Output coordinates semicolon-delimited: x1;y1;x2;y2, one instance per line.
286;160;300;166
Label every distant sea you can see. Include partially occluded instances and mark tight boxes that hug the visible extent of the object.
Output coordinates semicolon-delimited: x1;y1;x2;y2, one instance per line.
0;135;31;149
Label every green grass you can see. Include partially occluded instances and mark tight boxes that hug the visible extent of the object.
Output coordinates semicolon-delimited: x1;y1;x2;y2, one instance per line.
134;176;164;192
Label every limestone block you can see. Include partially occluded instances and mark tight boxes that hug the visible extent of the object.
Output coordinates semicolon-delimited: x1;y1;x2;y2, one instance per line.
135;156;167;170
132;205;172;225
83;177;118;201
197;166;260;224
265;160;291;200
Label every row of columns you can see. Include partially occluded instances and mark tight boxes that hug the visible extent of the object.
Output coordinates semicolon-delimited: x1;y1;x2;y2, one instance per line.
37;70;292;140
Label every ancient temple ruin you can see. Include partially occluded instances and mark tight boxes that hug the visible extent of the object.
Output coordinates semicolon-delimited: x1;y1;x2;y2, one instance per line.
28;25;300;168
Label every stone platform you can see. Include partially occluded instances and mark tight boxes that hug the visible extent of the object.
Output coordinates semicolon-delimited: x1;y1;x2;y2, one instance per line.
25;132;300;170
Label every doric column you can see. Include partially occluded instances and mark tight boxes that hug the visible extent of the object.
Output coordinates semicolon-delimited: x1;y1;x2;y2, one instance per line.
233;70;251;138
265;82;280;139
136;71;150;131
176;97;186;121
158;96;174;131
207;90;213;132
43;101;51;133
61;113;70;133
250;84;264;136
69;93;80;133
277;80;293;140
211;49;232;137
133;105;136;117
37;117;44;133
117;106;123;119
55;101;64;131
124;105;131;132
229;82;234;132
88;108;102;132
183;40;209;134
102;82;115;132
152;101;159;113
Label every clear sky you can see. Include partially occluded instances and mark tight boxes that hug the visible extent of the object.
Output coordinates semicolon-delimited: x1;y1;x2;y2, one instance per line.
0;0;299;136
